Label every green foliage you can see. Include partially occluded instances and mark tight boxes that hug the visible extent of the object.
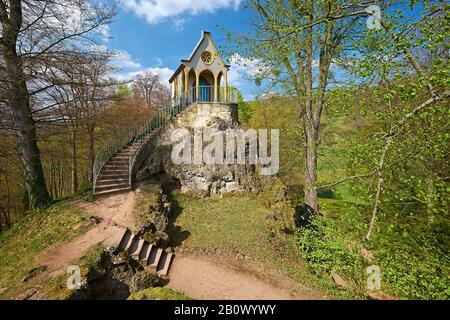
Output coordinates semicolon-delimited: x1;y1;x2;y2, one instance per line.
297;207;367;283
369;211;450;300
127;287;192;300
116;83;131;99
0;202;92;298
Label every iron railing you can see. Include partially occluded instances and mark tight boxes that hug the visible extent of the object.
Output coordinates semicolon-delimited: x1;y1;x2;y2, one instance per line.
176;86;238;104
128;98;187;187
93;85;238;193
92;122;141;193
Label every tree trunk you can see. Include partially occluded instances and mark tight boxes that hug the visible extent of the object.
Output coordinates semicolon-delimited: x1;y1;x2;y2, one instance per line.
2;56;51;208
304;123;319;216
87;125;95;182
303;11;319;217
1;2;51;208
70;130;78;193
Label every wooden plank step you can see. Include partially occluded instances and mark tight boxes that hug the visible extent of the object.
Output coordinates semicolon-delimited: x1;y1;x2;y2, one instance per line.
95;183;130;192
96;178;129;185
130;238;146;257
126;235;140;253
139;243;153;261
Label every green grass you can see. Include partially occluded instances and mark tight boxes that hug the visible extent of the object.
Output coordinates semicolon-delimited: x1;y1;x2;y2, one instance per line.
132;184;164;232
170;193;301;261
168;192;333;297
42;244;105;300
128;287;192;300
0;201;93;299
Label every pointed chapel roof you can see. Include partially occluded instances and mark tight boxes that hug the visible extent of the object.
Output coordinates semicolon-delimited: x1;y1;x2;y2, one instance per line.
169;31;230;83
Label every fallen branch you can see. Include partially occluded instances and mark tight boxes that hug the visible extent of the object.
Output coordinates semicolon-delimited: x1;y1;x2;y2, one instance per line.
365;91;449;241
316;171;376;191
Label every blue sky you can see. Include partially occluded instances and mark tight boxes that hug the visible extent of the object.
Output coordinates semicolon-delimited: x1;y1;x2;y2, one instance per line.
101;1;429;100
102;0;257;99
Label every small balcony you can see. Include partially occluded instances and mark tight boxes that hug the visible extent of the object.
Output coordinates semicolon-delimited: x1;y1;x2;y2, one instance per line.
172;86;238;106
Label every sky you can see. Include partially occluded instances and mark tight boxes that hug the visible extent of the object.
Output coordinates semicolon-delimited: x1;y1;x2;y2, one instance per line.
103;0;257;99
101;1;429;100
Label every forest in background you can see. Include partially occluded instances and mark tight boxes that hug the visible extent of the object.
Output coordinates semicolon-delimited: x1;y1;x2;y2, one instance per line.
232;0;449;299
0;0;170;229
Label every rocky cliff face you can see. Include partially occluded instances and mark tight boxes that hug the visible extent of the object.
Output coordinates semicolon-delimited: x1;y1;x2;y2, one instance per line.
134;103;261;197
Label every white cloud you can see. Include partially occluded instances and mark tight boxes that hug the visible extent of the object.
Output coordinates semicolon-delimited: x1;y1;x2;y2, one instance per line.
113;50;142;69
227;53;267;86
173;17;187;31
312;59;338;69
115;67;174;85
98;25;111;42
120;0;241;24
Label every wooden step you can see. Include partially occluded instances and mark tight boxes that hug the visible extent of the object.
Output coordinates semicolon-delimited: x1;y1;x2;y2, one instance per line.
103;165;129;171
139;243;153;261
130;238;146;257
126;235;140;253
96;178;129;186
98;173;128;179
108;160;129;165
100;169;129;174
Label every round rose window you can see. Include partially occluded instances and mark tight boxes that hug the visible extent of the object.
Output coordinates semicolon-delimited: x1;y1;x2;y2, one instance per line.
201;51;214;64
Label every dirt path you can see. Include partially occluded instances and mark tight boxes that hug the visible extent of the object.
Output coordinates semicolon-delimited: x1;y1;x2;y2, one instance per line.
33;190;325;300
36;192;137;276
167;254;326;300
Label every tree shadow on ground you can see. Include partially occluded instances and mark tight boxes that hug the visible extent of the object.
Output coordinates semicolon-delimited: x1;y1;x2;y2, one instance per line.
165;190;190;248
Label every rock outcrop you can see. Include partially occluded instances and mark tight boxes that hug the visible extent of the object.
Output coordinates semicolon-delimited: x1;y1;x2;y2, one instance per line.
134;103;261;197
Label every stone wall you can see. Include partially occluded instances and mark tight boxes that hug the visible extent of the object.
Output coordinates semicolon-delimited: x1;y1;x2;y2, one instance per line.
134;102;259;197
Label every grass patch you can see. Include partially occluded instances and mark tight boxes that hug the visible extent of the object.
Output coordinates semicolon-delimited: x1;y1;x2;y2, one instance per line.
128;287;192;300
0;201;93;299
42;244;105;300
169;192;328;296
132;184;164;232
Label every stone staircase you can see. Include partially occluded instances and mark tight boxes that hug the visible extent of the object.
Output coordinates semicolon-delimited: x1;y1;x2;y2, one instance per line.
116;228;174;276
94;135;152;196
93;104;195;197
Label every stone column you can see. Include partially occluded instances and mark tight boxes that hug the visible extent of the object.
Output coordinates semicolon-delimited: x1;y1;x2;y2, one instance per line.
171;81;175;99
174;75;178;97
213;73;218;102
195;71;200;103
224;69;228;102
184;68;189;98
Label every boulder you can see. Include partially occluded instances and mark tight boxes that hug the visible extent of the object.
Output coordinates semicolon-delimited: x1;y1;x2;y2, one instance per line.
129;271;159;293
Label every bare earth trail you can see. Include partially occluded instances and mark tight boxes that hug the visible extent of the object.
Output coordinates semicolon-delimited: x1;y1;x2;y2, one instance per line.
34;190;325;299
168;254;326;300
36;192;137;277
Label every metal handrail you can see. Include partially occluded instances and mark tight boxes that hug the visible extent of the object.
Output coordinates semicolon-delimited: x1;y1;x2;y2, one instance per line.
92;122;141;193
128;97;187;187
93;86;239;193
177;86;238;104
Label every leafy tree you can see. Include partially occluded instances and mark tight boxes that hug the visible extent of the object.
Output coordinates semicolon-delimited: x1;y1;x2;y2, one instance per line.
0;0;116;208
227;0;390;215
